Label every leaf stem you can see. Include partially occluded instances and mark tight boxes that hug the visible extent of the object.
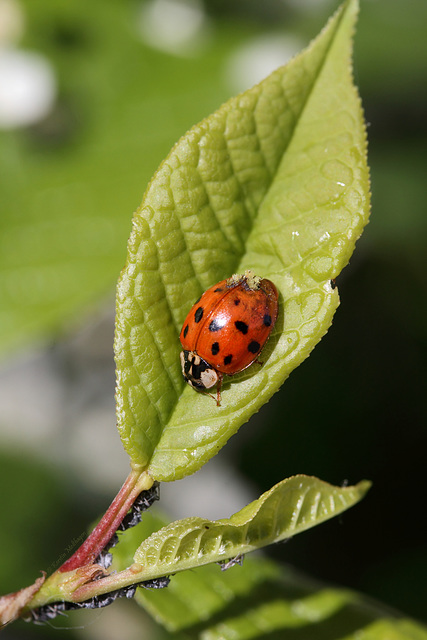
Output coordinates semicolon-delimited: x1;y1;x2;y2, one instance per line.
59;469;153;573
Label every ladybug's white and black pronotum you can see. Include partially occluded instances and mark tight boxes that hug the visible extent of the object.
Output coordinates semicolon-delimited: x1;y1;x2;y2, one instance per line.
179;270;279;405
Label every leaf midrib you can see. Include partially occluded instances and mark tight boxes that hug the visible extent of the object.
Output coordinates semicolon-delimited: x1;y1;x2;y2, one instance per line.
238;2;350;263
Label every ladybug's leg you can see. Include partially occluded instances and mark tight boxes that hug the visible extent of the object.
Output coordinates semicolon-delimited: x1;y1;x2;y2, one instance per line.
204;391;217;404
215;375;223;407
204;375;223;406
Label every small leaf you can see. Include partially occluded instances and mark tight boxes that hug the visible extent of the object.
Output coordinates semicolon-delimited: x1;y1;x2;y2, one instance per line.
115;0;370;477
131;476;370;578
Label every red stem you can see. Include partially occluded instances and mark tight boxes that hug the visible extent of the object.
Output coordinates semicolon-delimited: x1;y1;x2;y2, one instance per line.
59;469;150;573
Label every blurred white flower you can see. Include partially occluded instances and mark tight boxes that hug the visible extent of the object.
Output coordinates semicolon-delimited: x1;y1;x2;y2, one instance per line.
0;48;56;129
0;349;64;451
226;33;304;94
137;0;211;57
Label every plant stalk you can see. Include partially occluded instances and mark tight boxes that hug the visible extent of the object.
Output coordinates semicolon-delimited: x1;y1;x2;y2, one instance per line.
59;468;152;573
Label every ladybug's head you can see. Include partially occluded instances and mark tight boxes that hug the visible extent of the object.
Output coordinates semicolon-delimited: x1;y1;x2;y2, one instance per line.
180;350;219;390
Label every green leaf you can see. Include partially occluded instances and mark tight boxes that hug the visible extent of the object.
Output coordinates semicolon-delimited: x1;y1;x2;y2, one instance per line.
114;0;370;479
131;476;369;579
137;559;427;639
201;600;427;640
136;559;282;633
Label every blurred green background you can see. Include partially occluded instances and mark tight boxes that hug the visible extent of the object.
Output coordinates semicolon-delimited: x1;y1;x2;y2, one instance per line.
1;0;426;637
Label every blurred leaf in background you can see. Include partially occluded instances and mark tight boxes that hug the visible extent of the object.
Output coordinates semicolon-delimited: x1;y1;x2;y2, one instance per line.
0;0;236;354
0;0;427;637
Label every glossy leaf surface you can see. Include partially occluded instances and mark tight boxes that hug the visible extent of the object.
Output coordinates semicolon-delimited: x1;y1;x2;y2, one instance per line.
115;0;370;478
131;476;369;578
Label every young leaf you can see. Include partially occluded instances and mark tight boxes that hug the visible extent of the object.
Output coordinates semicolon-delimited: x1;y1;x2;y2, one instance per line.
115;0;370;478
131;476;370;579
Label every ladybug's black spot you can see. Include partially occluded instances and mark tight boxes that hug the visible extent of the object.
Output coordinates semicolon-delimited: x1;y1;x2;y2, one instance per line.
248;340;261;354
263;314;272;327
183;324;189;338
234;298;241;305
209;319;222;332
224;354;233;365
211;342;220;356
235;320;248;334
214;287;223;293
194;307;204;323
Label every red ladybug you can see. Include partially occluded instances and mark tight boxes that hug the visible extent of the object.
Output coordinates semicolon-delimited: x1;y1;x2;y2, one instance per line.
179;270;279;405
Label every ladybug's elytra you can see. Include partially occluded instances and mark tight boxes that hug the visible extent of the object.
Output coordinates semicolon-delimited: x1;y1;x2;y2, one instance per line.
179;270;279;405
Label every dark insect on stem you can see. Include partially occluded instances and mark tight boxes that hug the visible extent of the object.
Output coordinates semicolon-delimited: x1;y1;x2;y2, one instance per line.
118;482;160;531
29;576;170;624
95;482;160;568
217;554;244;571
28;483;163;623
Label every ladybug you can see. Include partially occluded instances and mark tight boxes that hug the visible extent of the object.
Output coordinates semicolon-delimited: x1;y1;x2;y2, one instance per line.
179;270;279;405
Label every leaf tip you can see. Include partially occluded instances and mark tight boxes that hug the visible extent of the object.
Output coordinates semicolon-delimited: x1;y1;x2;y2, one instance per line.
355;479;372;498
